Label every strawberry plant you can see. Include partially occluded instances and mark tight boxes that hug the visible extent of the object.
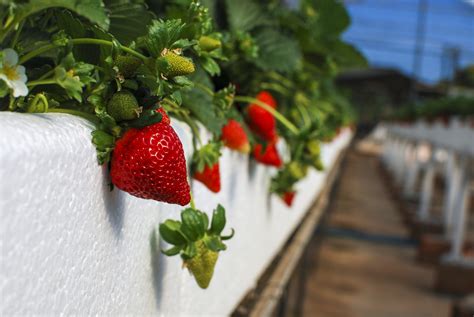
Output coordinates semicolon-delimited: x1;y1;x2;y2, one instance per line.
0;0;365;288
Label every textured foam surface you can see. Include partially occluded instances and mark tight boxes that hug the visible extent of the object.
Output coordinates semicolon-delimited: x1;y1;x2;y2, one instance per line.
0;112;352;316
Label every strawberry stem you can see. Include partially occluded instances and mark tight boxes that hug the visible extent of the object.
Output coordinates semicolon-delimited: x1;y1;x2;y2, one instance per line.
233;96;299;135
193;82;299;135
20;38;148;64
189;192;196;209
194;82;214;96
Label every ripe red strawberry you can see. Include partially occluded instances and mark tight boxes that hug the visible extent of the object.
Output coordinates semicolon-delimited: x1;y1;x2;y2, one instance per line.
256;91;277;109
193;162;221;193
281;191;296;207
156;107;170;125
110;108;191;206
221;119;250;153
247;91;278;142
253;142;282;167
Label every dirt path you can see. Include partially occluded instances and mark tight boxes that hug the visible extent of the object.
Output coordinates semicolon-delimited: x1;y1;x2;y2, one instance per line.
302;143;452;317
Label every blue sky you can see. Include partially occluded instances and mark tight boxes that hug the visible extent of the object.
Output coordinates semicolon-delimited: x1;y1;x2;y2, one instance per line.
342;0;474;83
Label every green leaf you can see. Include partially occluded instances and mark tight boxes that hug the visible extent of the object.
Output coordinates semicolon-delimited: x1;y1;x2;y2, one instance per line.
182;69;227;135
331;41;368;69
199;55;220;76
21;0;109;29
143;19;186;57
313;0;350;36
159;220;188;245
107;2;153;45
253;28;302;73
225;0;270;32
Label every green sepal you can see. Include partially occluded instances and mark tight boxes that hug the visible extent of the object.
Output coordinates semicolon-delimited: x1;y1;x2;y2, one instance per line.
209;204;226;236
91;130;115;148
192;141;222;173
200;212;209;232
203;235;227;252
125;108;162;128
221;228;235;241
122;80;139;91
159;220;188;245
161;245;182;256
182;242;197;259
180;208;206;241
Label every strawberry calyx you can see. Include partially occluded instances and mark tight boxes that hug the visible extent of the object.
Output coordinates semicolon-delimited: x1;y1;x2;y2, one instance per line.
192;141;222;174
159;205;234;288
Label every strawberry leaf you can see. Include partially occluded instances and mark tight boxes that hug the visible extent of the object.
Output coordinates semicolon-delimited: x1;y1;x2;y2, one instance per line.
142;19;186;57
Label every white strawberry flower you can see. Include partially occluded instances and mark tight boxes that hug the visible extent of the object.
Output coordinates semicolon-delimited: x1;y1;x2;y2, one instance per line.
0;48;28;97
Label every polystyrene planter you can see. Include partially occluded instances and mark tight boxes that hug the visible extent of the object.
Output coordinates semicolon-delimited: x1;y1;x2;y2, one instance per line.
0;112;352;315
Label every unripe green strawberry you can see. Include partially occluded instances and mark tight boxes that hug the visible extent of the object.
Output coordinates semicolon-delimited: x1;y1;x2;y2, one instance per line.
198;36;221;51
307;140;321;156
107;91;141;121
163;52;195;77
185;241;218;289
313;157;324;171
288;161;307;179
114;55;142;78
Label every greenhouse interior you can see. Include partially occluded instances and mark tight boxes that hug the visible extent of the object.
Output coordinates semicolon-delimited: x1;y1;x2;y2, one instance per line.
0;0;473;316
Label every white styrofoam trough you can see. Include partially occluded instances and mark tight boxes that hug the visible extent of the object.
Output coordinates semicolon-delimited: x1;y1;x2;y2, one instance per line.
0;112;352;316
381;118;473;263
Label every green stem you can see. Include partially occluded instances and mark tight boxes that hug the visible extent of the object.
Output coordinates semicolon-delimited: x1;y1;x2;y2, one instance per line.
20;38;147;64
192;82;299;135
10;20;24;49
28;93;49;112
296;104;311;128
8;95;15;111
193;82;214;96
268;72;293;89
26;79;56;87
260;82;289;96
189;192;196;209
47;108;100;125
38;69;55;80
234;96;299;135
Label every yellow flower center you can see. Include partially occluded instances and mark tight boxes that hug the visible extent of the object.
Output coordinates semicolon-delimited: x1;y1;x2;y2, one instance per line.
2;64;19;81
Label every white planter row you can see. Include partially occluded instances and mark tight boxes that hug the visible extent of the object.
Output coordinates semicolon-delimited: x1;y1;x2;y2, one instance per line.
381;118;473;263
0;112;352;316
387;117;474;156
